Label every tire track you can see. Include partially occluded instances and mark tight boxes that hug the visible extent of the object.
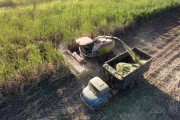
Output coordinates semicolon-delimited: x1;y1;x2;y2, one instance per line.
147;50;180;79
146;38;180;78
155;65;180;101
152;62;180;87
153;37;179;60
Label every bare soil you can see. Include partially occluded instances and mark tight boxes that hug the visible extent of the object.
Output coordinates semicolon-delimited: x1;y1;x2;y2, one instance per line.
0;8;179;120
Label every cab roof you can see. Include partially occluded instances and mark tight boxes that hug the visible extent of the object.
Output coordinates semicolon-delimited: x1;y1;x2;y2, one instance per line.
89;77;110;94
76;37;93;46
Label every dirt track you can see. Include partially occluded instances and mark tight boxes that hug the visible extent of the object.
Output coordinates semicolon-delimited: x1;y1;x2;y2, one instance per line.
0;8;179;120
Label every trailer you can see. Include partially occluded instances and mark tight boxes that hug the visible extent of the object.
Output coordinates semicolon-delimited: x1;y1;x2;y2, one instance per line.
80;48;152;110
103;47;152;89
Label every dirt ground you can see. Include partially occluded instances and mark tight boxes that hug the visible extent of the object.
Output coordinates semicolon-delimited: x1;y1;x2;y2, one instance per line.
0;8;179;120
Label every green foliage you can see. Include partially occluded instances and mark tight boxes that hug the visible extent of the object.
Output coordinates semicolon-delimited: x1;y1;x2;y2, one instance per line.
116;62;140;76
0;0;179;81
116;38;140;63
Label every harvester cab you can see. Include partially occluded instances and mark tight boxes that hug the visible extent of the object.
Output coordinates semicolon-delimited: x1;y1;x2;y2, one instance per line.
76;36;115;58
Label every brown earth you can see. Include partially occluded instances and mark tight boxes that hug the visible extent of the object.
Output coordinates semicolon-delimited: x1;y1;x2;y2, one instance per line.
0;8;179;120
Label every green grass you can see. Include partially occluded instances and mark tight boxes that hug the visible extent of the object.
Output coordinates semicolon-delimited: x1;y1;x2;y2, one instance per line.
0;0;180;81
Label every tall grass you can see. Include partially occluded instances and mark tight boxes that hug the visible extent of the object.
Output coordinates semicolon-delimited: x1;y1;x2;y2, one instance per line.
0;0;55;7
0;0;180;81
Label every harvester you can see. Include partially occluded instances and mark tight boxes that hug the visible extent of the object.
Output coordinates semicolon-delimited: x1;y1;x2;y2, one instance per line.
62;36;117;77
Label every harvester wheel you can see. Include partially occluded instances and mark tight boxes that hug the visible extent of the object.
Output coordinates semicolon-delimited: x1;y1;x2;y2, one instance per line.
67;42;80;54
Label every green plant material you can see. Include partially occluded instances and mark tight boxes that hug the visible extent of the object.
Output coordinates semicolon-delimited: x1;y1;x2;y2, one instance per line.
117;38;140;63
122;43;140;63
115;59;147;76
139;60;147;64
116;62;140;76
